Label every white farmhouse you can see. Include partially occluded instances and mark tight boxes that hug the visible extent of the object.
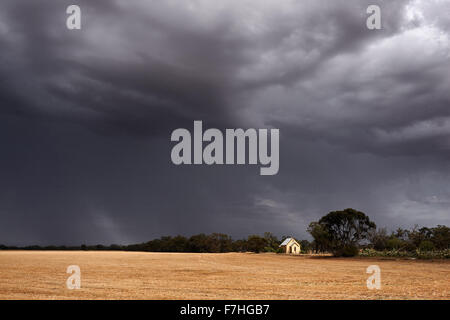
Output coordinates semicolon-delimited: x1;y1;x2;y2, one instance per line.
279;237;301;255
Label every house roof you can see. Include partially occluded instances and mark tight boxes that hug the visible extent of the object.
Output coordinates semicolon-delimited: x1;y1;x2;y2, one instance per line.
280;237;298;246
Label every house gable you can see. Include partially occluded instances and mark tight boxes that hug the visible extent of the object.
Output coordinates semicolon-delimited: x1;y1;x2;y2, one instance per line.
279;237;301;252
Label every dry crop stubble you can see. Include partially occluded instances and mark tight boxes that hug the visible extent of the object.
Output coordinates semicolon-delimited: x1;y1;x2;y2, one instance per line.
0;251;448;299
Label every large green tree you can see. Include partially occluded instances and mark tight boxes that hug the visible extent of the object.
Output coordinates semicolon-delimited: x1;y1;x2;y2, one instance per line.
309;208;376;256
307;222;330;253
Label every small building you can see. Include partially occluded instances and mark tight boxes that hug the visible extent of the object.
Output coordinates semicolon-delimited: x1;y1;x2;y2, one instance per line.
279;237;301;255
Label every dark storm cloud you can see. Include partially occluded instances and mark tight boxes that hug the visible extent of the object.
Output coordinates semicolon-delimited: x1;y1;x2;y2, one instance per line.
0;0;449;245
0;0;412;133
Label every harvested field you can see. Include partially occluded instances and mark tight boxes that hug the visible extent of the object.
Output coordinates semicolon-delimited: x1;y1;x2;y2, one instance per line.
0;251;448;299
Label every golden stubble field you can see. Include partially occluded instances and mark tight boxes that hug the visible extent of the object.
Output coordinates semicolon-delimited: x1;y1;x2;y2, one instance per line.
0;251;448;299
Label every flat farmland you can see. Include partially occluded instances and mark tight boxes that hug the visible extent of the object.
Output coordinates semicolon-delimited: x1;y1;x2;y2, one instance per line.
0;251;448;299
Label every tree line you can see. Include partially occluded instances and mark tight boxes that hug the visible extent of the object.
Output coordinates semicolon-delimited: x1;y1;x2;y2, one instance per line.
1;208;448;257
0;232;287;254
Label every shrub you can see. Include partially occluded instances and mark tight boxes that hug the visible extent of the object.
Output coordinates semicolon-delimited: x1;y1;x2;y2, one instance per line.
335;245;359;257
419;240;435;251
263;246;276;253
359;248;450;259
276;247;284;254
386;237;405;250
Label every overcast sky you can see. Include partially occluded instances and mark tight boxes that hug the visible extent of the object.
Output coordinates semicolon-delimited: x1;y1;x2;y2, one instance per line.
0;0;449;245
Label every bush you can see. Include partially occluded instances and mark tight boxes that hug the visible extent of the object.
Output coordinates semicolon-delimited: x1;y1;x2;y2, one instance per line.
359;248;450;259
335;245;359;257
419;240;435;251
416;249;450;259
386;237;405;250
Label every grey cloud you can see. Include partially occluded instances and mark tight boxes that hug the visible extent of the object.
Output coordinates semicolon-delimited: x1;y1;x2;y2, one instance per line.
0;0;449;245
0;0;414;132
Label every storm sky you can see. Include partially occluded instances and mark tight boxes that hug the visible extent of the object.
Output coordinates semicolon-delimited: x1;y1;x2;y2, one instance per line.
0;0;449;245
